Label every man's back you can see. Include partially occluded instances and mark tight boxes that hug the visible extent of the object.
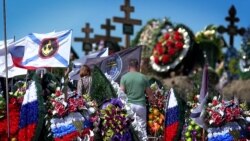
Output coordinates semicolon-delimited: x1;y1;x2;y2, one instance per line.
120;71;149;106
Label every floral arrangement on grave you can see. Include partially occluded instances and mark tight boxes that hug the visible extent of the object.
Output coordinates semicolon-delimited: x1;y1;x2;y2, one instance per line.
131;19;162;58
46;87;99;141
105;73;148;141
147;82;166;136
100;98;132;141
0;81;26;140
195;25;225;68
205;96;242;127
150;23;192;72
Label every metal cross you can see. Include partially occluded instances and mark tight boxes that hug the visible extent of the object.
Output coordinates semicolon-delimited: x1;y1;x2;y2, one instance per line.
218;5;245;47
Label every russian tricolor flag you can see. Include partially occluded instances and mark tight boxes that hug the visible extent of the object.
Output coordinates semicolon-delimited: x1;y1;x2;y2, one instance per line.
164;88;179;141
18;81;39;141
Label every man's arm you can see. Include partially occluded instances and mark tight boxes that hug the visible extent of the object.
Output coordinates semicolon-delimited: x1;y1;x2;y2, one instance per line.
120;84;125;92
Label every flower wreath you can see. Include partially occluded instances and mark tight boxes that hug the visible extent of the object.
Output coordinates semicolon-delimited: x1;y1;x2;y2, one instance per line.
100;98;132;141
105;74;148;141
0;80;27;140
148;82;166;136
132;19;171;59
150;24;192;72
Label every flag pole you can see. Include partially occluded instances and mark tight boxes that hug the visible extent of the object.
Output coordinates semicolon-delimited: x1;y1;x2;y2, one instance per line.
2;0;10;138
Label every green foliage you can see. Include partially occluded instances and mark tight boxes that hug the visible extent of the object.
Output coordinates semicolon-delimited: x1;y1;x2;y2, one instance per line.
90;66;117;105
32;74;46;141
240;71;250;80
228;58;240;76
173;89;187;141
190;68;220;102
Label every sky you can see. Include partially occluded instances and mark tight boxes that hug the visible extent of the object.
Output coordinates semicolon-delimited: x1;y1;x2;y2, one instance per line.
1;0;250;58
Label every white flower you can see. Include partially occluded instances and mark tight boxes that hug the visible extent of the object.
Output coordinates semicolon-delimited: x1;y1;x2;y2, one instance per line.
88;107;96;114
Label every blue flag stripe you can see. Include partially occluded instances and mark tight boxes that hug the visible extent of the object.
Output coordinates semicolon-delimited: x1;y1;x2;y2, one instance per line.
57;30;71;42
165;106;179;126
9;46;25;58
28;33;41;45
19;101;39;128
54;53;68;66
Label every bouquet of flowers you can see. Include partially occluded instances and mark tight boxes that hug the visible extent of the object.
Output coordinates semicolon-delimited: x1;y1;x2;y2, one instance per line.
47;88;100;140
148;82;166;136
10;81;26;104
47;88;85;117
100;98;132;141
195;25;224;47
0;81;27;140
195;25;225;68
205;96;242;127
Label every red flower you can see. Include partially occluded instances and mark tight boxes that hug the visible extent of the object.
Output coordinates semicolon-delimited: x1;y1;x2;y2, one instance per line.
211;112;223;125
162;55;170;64
9;98;17;105
175;42;184;50
225;107;234;122
166;41;175;48
55;90;61;97
168;48;176;56
164;33;170;40
156;43;163;55
154;57;160;64
174;31;183;41
212;100;219;106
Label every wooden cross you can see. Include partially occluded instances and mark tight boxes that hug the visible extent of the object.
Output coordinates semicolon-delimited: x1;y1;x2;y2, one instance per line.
74;23;97;55
113;0;142;48
95;19;121;43
218;5;245;47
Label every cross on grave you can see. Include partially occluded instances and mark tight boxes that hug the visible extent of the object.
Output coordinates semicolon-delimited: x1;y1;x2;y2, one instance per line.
95;19;121;43
113;0;142;48
74;23;97;55
218;5;245;47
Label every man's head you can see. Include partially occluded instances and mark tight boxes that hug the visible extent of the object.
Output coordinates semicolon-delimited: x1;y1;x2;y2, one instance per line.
128;58;139;71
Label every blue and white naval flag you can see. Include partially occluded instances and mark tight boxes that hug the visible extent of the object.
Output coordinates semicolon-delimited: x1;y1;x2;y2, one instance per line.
8;30;72;70
0;39;27;77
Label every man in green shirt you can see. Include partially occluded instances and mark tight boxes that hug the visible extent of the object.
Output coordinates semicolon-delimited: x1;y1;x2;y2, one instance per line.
120;58;153;140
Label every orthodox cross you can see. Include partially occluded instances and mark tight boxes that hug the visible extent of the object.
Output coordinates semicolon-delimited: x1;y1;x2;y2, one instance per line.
74;23;97;55
113;0;142;48
95;19;121;43
218;5;245;47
